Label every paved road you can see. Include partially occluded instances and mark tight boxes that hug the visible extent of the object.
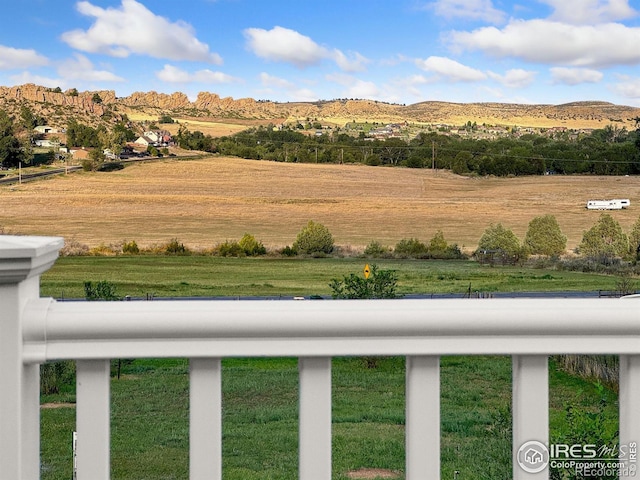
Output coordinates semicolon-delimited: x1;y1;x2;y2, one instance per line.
0;166;82;185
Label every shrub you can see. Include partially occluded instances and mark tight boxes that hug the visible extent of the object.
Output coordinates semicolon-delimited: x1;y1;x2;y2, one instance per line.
164;238;189;255
579;213;628;259
84;280;120;301
628;215;640;259
238;233;267;256
217;240;244;257
89;243;119;256
363;240;391;258
394;237;428;258
476;223;526;264
330;264;401;299
428;230;448;252
60;238;89;256
41;361;75;395
122;240;139;255
279;245;298;257
524;215;567;256
293;221;334;255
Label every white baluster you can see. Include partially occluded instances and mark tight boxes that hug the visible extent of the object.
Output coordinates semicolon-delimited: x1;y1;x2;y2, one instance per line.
190;358;222;480
76;359;111;480
512;355;549;480
299;357;332;480
406;355;440;480
619;355;640;467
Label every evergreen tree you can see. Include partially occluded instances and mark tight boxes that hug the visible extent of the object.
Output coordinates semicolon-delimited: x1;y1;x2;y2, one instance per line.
524;215;567;256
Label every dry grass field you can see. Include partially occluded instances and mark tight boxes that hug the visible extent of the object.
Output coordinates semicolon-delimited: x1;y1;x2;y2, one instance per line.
2;156;639;252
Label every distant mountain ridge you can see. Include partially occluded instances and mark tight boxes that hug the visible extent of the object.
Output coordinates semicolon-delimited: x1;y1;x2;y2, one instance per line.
1;83;639;131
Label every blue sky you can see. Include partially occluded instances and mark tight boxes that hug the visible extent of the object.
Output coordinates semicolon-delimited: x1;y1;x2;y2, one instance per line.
2;0;640;106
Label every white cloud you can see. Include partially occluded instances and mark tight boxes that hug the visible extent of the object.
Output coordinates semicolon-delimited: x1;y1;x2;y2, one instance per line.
244;26;327;68
156;64;240;84
611;75;640;99
9;72;62;89
415;56;487;82
325;73;380;98
448;20;640;68
542;0;637;24
244;26;369;72
550;67;603;85
487;69;537;88
392;74;433;98
332;50;369;73
61;0;222;64
428;0;506;23
0;45;49;70
257;72;318;102
58;54;124;82
259;72;295;89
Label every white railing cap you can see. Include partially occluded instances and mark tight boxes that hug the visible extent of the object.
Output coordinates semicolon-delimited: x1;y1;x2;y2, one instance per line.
0;235;63;283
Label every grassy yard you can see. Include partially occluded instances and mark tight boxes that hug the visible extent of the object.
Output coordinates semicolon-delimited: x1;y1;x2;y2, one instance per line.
38;257;622;479
40;255;621;299
40;356;618;480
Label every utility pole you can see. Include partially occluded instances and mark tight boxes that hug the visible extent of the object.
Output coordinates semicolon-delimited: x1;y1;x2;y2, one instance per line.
431;141;436;172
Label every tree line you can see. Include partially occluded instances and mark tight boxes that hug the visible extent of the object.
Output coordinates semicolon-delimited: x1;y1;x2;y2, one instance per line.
175;122;640;176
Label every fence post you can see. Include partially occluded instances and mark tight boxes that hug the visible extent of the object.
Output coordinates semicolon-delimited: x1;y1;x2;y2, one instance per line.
512;355;549;480
0;235;63;480
619;355;640;465
299;357;332;480
406;355;440;480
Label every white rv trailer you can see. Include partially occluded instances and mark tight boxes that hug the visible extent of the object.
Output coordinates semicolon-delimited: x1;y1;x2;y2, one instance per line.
586;199;630;210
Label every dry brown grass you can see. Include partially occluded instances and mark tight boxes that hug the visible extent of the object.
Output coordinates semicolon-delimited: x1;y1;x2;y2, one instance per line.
1;156;639;252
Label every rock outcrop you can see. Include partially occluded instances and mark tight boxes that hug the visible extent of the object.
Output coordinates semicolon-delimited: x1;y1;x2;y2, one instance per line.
1;83;639;130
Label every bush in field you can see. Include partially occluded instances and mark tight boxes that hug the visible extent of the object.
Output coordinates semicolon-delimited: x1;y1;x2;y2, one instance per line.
164;238;189;255
363;240;391;258
217;240;244;257
216;234;267;257
293;220;334;255
122;240;139;255
60;238;89;256
427;230;466;259
394;237;428;258
524;215;567;257
476;223;526;264
330;264;401;299
238;233;267;256
428;230;448;252
629;215;640;259
41;361;75;395
84;280;120;301
279;245;298;257
579;213;628;259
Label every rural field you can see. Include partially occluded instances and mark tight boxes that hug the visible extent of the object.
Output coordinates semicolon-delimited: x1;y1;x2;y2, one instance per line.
1;156;639;252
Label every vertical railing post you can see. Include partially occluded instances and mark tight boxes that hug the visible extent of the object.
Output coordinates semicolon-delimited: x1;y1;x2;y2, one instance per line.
619;355;640;465
0;235;63;480
406;355;440;480
512;355;549;480
190;358;222;480
76;359;111;480
299;357;332;480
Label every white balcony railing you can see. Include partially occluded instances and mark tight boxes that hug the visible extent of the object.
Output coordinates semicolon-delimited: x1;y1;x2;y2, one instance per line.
1;235;639;480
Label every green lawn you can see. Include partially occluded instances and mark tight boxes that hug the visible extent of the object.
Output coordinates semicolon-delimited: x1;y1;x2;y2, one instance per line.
41;255;620;299
39;256;621;479
40;357;618;480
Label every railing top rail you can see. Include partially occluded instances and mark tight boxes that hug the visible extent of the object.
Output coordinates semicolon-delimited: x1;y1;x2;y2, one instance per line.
23;297;640;362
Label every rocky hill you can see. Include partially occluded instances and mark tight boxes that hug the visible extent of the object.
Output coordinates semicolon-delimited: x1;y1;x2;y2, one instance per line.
2;83;639;132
